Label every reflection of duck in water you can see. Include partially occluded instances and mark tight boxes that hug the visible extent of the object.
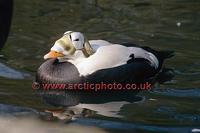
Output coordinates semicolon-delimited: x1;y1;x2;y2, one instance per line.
46;101;133;119
35;31;174;107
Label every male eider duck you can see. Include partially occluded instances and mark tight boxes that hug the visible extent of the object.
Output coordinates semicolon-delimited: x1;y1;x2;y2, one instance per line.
36;31;174;106
42;31;172;77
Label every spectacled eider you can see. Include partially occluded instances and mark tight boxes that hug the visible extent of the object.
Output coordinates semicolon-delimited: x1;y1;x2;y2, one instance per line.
35;31;174;106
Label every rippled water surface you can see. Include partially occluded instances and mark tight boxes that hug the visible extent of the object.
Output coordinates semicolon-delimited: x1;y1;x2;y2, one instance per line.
0;0;200;132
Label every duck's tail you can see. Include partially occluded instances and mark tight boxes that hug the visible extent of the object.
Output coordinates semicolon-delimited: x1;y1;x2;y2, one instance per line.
140;46;175;60
156;67;175;84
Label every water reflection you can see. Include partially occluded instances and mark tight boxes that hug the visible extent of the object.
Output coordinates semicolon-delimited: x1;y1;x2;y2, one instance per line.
151;88;200;98
42;95;144;118
1;103;199;133
0;62;29;79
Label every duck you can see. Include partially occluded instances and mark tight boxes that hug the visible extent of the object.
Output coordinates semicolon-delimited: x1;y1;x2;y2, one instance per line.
42;31;173;77
35;31;174;106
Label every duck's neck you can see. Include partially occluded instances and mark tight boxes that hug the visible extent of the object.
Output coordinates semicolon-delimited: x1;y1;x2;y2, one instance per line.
83;40;95;56
58;46;94;64
62;50;87;65
74;50;87;60
82;48;90;57
70;45;94;61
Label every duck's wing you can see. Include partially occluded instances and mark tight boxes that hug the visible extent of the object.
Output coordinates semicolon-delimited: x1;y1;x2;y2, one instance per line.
120;43;175;71
83;58;156;84
76;44;159;76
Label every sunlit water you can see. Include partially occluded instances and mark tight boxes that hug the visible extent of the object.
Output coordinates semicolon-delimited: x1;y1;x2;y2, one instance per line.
0;0;200;132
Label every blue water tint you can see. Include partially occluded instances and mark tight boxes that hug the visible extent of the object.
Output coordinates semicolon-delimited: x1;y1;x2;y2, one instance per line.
156;106;200;123
0;62;29;79
151;88;200;98
72;118;199;133
0;104;38;116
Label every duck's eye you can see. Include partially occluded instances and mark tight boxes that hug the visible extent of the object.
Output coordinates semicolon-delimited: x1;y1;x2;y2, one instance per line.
69;35;72;40
74;39;79;41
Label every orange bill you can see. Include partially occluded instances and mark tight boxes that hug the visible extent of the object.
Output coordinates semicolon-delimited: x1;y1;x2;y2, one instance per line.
44;50;64;59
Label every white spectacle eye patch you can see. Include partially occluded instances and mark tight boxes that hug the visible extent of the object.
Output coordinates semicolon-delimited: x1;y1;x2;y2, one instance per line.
70;32;85;50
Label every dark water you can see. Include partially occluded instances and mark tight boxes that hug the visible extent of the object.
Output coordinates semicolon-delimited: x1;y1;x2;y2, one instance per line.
0;0;200;132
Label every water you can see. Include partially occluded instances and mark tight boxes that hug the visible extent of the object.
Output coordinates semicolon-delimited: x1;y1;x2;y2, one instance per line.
0;0;200;132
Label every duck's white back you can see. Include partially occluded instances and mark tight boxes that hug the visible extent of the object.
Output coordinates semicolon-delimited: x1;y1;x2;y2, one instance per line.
89;40;112;52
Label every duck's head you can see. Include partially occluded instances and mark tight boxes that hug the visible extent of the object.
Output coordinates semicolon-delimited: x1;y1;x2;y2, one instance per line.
44;31;94;60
